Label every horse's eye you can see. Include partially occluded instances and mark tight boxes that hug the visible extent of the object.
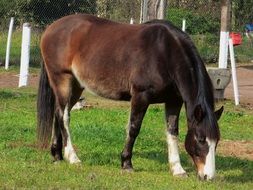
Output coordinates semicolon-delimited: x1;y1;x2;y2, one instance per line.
197;137;206;145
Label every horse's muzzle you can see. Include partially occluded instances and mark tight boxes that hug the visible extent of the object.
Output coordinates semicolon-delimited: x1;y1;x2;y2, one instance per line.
198;171;215;181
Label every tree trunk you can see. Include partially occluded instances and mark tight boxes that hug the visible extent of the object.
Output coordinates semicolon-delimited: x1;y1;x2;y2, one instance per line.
218;0;231;69
140;0;167;22
220;0;231;32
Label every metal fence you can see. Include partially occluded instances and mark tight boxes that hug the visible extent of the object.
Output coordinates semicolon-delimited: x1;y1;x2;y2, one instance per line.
1;1;252;32
0;0;142;30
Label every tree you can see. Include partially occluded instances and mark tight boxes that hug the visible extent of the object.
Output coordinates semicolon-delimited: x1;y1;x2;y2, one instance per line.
97;0;141;22
22;0;97;27
140;0;167;22
232;0;253;30
0;0;97;29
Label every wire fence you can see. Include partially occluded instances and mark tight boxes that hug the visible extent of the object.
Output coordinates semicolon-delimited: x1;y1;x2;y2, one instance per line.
0;0;253;66
0;0;142;30
1;1;252;32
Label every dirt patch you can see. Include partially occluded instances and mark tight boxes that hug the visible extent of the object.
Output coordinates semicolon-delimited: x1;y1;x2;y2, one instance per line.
0;72;39;88
218;140;253;160
225;65;253;108
1;65;253;108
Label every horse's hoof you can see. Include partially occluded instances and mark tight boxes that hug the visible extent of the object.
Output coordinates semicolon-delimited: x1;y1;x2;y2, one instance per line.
121;167;134;173
173;172;188;178
64;152;81;164
53;160;62;164
69;158;81;164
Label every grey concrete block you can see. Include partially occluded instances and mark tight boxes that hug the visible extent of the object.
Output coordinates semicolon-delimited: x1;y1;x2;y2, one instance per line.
207;67;231;100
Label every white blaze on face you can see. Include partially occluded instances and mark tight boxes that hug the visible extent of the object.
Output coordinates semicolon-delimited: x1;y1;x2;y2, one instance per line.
203;138;216;180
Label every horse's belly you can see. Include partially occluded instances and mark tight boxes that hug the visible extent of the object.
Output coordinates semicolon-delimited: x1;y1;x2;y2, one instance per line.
87;82;131;100
73;71;131;101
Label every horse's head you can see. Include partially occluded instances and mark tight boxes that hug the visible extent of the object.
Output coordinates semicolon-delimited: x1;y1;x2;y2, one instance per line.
185;105;223;180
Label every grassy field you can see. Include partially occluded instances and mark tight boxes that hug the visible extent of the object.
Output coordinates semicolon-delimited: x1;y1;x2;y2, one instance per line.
0;71;253;189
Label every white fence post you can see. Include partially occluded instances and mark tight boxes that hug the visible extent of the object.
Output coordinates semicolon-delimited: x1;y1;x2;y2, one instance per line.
228;38;239;105
130;18;134;24
182;19;186;32
218;31;229;68
19;23;31;87
5;17;14;70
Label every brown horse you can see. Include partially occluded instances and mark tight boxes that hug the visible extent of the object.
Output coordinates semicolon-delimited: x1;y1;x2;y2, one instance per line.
37;14;223;180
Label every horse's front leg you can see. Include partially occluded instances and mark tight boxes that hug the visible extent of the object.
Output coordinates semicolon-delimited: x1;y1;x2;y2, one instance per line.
165;100;187;177
121;92;149;171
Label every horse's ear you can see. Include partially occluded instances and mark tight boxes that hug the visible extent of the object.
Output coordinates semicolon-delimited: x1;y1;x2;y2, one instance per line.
215;106;224;121
194;104;204;122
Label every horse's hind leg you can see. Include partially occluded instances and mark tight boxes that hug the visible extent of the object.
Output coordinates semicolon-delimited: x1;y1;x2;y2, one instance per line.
51;74;83;164
165;99;187;177
121;92;149;171
51;118;63;162
63;78;84;163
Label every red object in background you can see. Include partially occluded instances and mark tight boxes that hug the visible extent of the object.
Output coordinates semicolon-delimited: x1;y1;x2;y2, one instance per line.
230;32;242;46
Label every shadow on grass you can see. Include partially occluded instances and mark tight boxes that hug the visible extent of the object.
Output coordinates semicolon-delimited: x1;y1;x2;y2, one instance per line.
135;151;253;183
217;155;253;183
82;149;253;183
134;151;194;172
80;149;192;173
13;137;253;184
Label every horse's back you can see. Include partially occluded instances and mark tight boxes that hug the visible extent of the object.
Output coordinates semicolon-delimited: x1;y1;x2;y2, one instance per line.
40;14;181;102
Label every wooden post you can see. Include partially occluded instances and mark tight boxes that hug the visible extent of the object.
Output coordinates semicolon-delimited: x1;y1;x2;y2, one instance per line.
140;0;148;23
218;0;231;69
156;0;167;19
140;0;167;23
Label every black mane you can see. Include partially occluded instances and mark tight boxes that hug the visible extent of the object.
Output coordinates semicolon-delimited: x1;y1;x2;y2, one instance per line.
145;19;219;140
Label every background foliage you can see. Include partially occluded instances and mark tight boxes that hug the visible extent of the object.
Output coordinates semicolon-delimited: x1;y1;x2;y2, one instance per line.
1;0;253;31
0;0;253;65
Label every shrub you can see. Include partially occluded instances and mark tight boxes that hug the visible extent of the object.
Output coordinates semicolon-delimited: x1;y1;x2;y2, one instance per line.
191;34;219;64
167;8;220;35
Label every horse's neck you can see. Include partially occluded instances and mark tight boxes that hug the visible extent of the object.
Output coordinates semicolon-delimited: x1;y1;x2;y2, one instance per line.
175;70;198;104
174;69;202;121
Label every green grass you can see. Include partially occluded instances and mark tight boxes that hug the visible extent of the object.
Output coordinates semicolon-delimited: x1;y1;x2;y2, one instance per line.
234;38;253;63
192;34;253;64
0;84;253;189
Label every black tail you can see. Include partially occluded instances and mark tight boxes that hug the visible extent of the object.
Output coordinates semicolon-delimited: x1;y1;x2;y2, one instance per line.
37;63;55;148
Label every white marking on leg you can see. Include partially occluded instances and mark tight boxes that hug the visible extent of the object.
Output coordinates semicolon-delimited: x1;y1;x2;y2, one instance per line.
167;133;186;176
203;138;216;180
51;123;57;145
125;116;131;137
63;104;81;164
